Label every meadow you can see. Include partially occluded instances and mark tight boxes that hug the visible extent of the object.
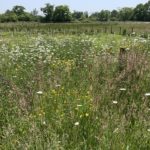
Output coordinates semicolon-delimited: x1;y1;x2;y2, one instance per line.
0;23;150;149
0;22;150;35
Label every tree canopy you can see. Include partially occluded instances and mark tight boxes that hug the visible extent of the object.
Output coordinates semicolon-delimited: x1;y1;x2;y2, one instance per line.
53;5;72;22
0;1;150;23
41;3;54;22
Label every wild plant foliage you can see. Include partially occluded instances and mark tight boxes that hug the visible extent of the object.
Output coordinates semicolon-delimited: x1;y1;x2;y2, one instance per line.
0;30;150;149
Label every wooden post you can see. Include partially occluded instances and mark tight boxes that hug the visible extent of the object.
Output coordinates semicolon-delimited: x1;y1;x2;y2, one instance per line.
131;27;134;33
110;26;113;34
118;48;127;72
119;27;122;35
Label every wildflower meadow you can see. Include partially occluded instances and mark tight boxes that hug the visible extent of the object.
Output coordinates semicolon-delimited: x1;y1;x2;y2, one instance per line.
0;23;150;149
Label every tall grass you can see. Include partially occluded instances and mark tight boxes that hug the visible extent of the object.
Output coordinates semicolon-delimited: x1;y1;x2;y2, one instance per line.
0;31;150;149
0;22;150;35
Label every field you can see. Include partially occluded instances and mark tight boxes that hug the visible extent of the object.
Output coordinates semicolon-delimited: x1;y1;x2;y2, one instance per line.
0;22;150;35
0;23;150;149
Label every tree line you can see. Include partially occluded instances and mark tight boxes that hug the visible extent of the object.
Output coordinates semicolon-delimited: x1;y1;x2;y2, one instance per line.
0;1;150;23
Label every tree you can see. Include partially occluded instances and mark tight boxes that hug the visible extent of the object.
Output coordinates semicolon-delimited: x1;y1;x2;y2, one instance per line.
0;10;18;22
132;4;145;21
41;3;54;22
53;5;72;22
143;0;150;21
98;10;111;21
72;11;84;20
0;13;18;22
12;5;25;16
89;12;99;21
18;13;32;21
72;11;88;21
0;1;149;23
118;7;133;21
111;10;118;21
83;11;89;19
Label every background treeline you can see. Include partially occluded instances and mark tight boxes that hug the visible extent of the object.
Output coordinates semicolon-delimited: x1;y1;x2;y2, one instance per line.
0;1;150;23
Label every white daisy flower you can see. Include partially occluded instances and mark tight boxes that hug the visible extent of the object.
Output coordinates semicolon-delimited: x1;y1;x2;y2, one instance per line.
37;91;43;95
145;93;150;97
74;122;79;126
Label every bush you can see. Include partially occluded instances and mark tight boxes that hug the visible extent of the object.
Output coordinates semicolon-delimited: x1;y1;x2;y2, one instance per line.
18;13;32;22
0;13;18;22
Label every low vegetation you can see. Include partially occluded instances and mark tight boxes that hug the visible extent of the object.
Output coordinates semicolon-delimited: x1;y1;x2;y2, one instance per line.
0;27;150;149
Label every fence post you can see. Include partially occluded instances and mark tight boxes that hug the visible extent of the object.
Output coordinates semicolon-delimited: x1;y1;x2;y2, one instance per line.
111;26;113;34
118;48;127;72
119;27;122;35
131;27;134;33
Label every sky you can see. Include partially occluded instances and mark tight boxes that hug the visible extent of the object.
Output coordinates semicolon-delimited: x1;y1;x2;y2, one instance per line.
0;0;149;13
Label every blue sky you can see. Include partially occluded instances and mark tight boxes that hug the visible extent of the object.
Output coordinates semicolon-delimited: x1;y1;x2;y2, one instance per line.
0;0;148;13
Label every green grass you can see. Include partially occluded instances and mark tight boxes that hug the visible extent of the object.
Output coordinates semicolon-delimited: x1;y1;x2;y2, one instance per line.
0;31;150;149
0;22;150;35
